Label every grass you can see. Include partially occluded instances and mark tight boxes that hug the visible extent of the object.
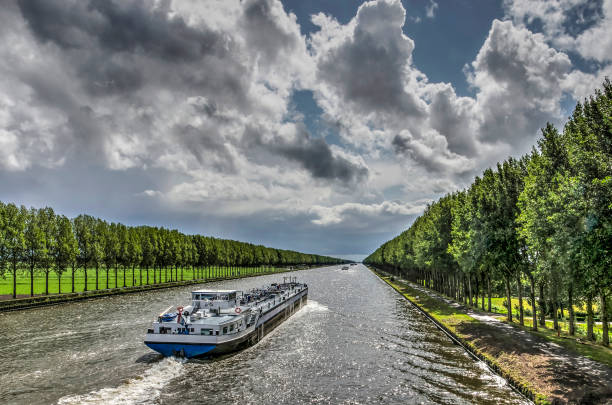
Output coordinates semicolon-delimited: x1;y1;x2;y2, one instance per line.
501;317;612;368
477;297;606;343
0;266;282;297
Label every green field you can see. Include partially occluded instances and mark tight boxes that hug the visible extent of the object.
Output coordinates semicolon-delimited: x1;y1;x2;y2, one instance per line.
0;266;282;297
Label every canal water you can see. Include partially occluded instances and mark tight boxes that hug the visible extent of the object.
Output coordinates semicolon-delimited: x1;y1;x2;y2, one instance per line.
0;264;528;404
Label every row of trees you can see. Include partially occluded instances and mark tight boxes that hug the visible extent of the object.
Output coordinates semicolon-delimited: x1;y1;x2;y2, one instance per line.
0;205;344;298
365;80;611;346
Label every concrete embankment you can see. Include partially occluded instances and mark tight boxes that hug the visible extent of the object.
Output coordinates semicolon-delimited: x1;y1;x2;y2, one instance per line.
369;267;612;405
0;268;306;312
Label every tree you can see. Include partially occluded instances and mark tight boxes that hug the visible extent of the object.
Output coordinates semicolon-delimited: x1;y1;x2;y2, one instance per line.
53;215;77;294
3;204;26;299
37;207;56;295
74;215;93;291
24;208;44;297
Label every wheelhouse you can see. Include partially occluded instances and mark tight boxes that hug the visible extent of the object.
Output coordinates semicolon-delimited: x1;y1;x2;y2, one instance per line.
192;289;240;310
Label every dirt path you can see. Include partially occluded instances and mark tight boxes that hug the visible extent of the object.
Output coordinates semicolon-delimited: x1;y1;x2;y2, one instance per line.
395;277;612;404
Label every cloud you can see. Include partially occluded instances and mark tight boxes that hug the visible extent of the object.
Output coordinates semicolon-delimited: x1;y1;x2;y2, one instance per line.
309;200;428;226
310;0;576;181
503;0;612;63
426;0;438;18
468;19;572;144
312;0;426;120
1;0;607;259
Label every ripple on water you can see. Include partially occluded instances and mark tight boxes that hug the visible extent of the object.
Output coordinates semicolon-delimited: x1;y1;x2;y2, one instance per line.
0;266;530;405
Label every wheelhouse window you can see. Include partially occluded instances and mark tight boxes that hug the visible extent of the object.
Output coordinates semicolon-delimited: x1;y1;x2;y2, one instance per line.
201;329;213;336
194;293;218;301
223;326;228;334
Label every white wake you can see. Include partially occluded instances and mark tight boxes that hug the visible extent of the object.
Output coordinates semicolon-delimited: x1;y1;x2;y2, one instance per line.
57;357;185;405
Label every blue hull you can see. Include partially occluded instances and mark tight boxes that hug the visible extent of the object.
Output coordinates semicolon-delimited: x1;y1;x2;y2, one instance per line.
145;342;216;358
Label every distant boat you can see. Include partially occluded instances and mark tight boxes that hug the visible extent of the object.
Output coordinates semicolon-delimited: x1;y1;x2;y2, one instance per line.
144;278;308;358
342;266;349;270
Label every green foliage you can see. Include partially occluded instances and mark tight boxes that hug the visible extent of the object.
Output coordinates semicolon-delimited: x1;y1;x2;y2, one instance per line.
365;81;611;345
0;202;344;297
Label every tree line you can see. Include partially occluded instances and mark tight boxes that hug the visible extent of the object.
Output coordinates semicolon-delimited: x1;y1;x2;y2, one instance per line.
365;80;611;347
0;205;344;298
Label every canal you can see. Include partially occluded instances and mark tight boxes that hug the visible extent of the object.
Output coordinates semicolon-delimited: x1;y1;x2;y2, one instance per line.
0;264;528;404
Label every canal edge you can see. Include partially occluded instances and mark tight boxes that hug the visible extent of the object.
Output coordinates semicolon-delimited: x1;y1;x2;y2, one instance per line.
367;266;542;405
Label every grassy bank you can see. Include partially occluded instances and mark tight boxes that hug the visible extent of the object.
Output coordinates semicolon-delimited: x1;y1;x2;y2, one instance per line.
0;266;284;297
371;268;612;404
0;265;309;311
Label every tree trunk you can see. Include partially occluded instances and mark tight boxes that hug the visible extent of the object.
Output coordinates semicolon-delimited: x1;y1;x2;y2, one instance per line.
30;267;35;297
539;282;546;327
587;294;594;341
568;285;575;336
468;276;473;308
505;276;512;322
12;263;17;299
530;275;537;331
552;292;559;332
601;292;609;347
481;274;485;310
106;266;109;289
85;266;89;292
58;274;61;294
487;275;492;312
45;270;49;295
517;273;524;326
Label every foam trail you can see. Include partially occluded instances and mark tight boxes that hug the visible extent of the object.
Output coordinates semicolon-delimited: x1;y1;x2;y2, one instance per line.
289;300;329;321
57;358;185;405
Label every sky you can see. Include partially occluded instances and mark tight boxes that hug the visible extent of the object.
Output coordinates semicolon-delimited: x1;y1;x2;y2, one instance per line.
0;0;610;262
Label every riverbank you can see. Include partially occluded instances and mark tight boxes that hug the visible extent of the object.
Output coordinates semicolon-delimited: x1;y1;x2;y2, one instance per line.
0;266;310;312
369;267;612;405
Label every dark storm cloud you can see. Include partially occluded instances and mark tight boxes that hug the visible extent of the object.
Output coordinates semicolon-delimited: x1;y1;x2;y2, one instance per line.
245;125;368;185
276;134;368;184
17;0;223;61
316;0;425;118
17;0;251;104
392;132;470;174
428;86;478;156
391;134;409;155
472;20;571;144
79;58;144;96
242;0;299;61
176;124;237;174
